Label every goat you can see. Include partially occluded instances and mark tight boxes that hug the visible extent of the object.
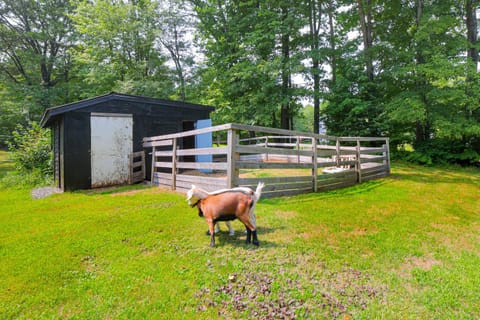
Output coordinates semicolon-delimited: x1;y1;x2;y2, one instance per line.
187;183;264;247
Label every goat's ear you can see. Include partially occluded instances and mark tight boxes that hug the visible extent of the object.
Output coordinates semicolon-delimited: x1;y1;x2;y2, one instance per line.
191;184;196;189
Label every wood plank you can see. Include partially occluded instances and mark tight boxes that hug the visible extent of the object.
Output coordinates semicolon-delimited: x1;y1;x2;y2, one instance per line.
143;139;173;147
175;174;227;185
362;164;388;175
312;137;318;192
319;168;356;178
229;123;337;141
236;161;312;169
316;180;357;192
337;136;389;142
360;156;387;163
261;187;312;198
173;180;227;191
362;172;388;182
360;147;385;154
176;146;228;156
172;138;177;190
235;145;313;157
144;123;233;142
262;182;312;192
236;176;311;185
317;161;339;168
154;150;173;157
226;129;238;188
155;161;228;170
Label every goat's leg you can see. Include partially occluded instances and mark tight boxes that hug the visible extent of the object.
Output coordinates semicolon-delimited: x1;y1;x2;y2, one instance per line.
225;221;234;236
207;220;216;247
246;227;252;244
238;216;259;246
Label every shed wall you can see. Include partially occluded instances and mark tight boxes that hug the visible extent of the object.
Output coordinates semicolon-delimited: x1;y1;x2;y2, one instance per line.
56;98;212;190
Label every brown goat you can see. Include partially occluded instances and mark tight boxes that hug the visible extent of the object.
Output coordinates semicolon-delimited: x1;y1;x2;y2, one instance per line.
187;183;263;247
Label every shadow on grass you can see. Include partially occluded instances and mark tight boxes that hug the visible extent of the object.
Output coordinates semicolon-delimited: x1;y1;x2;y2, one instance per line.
262;178;391;206
391;162;480;186
79;183;152;196
210;226;284;249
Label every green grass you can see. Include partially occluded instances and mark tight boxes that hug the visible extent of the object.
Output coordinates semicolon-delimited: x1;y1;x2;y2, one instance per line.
1;151;479;319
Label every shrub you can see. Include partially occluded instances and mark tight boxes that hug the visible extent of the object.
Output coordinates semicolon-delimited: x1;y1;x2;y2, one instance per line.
4;122;52;186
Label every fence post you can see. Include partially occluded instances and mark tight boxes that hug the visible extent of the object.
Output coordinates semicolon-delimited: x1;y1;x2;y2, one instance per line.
227;129;238;188
385;138;391;175
171;138;177;190
335;139;340;167
296;136;300;163
150;146;156;186
356;139;362;183
312;137;318;192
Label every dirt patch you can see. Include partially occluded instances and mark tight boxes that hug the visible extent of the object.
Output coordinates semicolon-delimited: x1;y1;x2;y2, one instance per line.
31;187;63;199
196;253;386;319
275;210;299;219
399;255;441;278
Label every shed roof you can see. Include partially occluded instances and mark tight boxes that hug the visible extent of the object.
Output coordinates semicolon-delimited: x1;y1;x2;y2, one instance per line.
40;92;215;127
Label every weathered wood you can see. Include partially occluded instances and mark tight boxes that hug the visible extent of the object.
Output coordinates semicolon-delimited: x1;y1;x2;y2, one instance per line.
235;145;313;157
155;172;226;184
317;179;357;192
361;164;388;175
155;161;228;170
312;138;318;192
236;161;313;169
360;147;385;154
144;123;233;143
338;136;389;142
360;156;388;164
143;139;173;148
145;123;390;197
356;140;362;183
150;146;156;185
236;175;311;185
362;171;388;182
177;146;227;156
262;187;313;198
129;151;145;184
226;129;238;188
172;138;177;190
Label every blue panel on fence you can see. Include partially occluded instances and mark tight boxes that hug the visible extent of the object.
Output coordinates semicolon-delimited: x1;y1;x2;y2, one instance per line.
195;119;213;173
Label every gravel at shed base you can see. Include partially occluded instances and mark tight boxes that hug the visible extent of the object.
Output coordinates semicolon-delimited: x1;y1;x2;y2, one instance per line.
31;187;63;199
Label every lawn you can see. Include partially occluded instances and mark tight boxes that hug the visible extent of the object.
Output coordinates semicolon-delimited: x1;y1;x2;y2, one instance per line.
1;149;479;319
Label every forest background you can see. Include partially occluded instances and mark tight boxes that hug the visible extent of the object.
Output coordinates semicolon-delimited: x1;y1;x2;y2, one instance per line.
1;0;479;166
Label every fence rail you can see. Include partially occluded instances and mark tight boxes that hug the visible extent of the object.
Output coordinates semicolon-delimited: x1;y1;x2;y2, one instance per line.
143;123;390;198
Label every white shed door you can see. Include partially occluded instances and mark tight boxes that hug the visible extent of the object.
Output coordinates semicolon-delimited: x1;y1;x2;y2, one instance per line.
91;113;133;188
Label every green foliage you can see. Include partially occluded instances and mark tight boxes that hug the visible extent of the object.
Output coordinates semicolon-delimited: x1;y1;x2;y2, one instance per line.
7;122;52;177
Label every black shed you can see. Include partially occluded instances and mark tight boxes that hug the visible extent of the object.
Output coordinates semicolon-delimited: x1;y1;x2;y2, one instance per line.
40;92;214;191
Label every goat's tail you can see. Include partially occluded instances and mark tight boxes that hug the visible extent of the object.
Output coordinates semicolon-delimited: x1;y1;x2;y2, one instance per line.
254;182;264;203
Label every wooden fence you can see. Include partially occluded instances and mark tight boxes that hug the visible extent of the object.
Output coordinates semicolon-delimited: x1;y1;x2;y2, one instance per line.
143;123;390;198
129;151;145;184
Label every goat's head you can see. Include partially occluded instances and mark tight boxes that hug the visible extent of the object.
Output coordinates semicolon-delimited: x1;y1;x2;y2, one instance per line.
186;185;207;207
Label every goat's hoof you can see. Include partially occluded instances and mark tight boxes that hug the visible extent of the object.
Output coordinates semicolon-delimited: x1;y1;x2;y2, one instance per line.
253;241;259;246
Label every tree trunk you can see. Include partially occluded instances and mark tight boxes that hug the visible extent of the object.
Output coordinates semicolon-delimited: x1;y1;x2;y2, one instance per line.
357;0;374;81
414;0;427;145
328;0;336;86
280;5;291;130
466;0;478;68
308;0;322;134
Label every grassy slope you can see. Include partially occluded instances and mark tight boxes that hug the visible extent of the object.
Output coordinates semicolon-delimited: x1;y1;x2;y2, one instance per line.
1;150;479;319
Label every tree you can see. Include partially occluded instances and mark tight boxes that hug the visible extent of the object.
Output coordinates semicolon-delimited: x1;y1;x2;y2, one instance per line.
157;0;196;101
191;0;304;129
0;0;76;138
71;0;174;98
